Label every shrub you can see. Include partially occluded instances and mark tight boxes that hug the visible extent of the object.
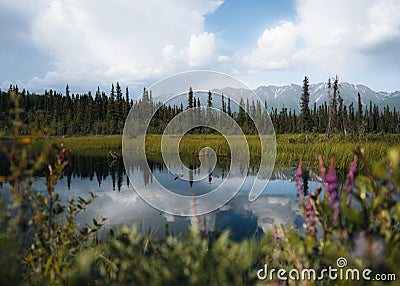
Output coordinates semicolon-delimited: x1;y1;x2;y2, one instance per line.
265;148;399;285
0;127;398;285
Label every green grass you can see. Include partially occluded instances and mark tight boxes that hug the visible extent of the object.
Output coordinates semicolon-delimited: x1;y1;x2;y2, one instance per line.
39;135;122;156
39;133;400;169
274;134;399;167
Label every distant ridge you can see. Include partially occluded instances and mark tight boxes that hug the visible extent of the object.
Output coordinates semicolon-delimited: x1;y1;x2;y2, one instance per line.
156;82;399;112
253;82;400;111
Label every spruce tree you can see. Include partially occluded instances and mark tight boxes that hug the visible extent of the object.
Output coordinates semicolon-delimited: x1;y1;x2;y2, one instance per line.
116;82;123;130
221;92;226;113
237;98;245;127
207;90;212;108
327;77;338;137
356;92;363;133
188;87;194;109
332;75;340;132
300;76;311;133
227;97;232;117
65;84;70;97
124;86;130;118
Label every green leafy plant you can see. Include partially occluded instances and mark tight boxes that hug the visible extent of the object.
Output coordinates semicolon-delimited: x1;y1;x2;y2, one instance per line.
23;143;105;282
267;147;400;285
0;91;105;284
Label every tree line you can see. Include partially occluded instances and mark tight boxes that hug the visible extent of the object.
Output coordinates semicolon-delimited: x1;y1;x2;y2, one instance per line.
1;83;132;135
1;77;399;136
292;76;399;136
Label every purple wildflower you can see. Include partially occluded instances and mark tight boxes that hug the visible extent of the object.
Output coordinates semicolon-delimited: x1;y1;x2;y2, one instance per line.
192;196;208;235
353;231;384;264
345;155;358;206
273;225;279;243
305;198;316;233
318;153;326;185
296;158;304;203
327;157;339;220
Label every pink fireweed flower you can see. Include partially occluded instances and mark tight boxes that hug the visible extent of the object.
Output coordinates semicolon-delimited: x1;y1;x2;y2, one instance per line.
273;225;279;242
296;158;304;203
192;195;208;235
305;198;316;233
318;153;327;185
345;155;358;206
327;157;339;220
353;231;384;264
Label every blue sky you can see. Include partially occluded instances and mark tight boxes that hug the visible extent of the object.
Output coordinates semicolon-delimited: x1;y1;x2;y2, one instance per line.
0;0;399;95
205;0;295;49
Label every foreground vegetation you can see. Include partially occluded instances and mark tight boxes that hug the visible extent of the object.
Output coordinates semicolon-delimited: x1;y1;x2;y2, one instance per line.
0;134;399;285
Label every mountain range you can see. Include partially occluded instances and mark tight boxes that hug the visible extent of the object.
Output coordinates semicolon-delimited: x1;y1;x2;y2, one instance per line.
215;82;400;112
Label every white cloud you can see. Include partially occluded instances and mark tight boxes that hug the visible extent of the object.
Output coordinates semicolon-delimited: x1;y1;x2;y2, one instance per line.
1;0;399;92
238;0;400;82
295;0;400;53
240;21;298;71
3;0;223;90
161;32;217;70
361;0;400;50
217;55;230;63
186;32;216;67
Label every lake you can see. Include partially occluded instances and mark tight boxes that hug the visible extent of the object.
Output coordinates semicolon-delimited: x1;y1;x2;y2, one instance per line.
1;152;318;241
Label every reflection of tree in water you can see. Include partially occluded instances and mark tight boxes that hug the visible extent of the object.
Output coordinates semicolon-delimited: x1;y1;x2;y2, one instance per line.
58;153;235;191
63;155;145;191
189;163;194;188
184;157;229;187
208;164;212;184
0;149;10;178
111;165;116;191
63;154;127;191
302;169;310;197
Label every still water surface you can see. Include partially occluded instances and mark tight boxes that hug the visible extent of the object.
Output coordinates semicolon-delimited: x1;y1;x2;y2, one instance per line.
3;153;318;240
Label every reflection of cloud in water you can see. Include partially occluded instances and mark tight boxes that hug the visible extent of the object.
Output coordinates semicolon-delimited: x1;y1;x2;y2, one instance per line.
244;195;301;233
23;161;314;239
99;192;140;205
189;212;216;232
62;176;308;237
72;190;190;237
218;205;231;211
236;179;315;233
162;213;175;222
125;166;248;215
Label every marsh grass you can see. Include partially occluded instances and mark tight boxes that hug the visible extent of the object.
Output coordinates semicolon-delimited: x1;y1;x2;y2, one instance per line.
39;134;400;169
40;135;122;156
275;134;396;170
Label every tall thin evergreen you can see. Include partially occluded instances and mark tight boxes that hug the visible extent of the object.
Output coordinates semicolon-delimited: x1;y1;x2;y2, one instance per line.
300;76;312;133
207;90;212;108
188;87;194;109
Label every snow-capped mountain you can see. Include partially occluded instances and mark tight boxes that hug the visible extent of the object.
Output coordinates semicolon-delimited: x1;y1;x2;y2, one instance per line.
156;82;399;112
253;82;399;111
378;90;400;98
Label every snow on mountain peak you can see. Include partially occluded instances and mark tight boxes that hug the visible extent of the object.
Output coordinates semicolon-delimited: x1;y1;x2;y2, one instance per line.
251;82;399;111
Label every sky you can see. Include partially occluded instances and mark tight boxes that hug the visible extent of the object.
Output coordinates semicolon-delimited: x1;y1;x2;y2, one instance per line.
0;0;399;96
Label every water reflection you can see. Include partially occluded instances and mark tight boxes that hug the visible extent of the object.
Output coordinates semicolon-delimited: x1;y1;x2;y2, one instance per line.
1;152;316;240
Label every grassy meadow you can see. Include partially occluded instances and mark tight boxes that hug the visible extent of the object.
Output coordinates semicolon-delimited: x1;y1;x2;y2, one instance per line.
41;133;400;170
